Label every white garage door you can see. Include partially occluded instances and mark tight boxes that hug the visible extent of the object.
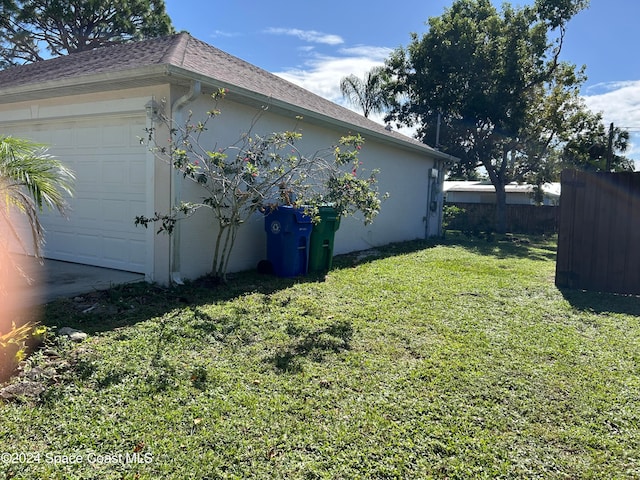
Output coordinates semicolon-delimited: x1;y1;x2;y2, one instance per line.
5;115;148;273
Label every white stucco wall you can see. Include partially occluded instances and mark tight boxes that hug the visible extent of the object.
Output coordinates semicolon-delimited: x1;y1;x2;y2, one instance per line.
171;92;440;281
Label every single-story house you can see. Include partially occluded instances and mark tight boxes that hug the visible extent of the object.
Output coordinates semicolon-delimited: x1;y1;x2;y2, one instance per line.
444;181;561;206
0;33;457;284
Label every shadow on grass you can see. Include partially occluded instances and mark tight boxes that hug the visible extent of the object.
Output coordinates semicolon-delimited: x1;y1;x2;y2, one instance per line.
331;232;557;271
40;234;556;337
40;271;310;335
559;288;640;316
440;231;558;262
269;319;353;373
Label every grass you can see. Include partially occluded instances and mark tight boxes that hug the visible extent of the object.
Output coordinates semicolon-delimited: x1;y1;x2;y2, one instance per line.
2;234;640;479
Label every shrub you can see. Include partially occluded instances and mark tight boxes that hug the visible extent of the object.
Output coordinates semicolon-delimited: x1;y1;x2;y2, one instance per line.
443;204;466;231
0;322;49;383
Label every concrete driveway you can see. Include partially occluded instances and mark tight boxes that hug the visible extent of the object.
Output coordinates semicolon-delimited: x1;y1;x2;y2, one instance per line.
8;255;145;307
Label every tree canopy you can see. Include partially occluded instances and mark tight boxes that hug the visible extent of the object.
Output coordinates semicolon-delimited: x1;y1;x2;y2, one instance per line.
384;0;601;232
562;115;633;173
0;0;174;67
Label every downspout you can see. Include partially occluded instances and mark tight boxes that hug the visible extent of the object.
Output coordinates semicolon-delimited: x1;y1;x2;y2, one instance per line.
170;80;201;284
435;160;445;237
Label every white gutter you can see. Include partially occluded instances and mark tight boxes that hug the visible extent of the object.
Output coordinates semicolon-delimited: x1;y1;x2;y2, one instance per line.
161;66;460;163
169;80;201;285
436;160;446;237
0;64;174;104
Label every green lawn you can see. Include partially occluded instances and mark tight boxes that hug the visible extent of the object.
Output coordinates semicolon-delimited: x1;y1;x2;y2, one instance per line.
2;235;640;479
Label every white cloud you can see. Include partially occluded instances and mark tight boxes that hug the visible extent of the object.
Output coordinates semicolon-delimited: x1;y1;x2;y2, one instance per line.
275;54;387;101
338;45;394;58
272;46;418;138
271;46;391;104
583;80;640;162
210;30;241;38
585;81;640;96
265;28;344;46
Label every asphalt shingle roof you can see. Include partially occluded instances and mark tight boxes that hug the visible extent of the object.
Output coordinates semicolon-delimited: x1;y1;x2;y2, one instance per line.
0;33;450;156
0;35;177;88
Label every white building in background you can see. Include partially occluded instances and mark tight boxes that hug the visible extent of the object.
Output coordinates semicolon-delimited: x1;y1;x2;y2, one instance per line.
444;181;561;206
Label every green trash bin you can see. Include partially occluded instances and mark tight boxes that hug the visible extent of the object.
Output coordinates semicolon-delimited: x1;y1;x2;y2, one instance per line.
308;206;341;273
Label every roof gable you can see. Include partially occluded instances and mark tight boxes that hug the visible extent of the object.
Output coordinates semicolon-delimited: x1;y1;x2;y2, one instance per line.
0;33;455;159
0;35;180;88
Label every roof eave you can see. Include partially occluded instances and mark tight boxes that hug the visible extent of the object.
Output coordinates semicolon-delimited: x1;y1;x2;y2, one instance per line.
164;65;460;163
0;62;459;163
0;64;176;104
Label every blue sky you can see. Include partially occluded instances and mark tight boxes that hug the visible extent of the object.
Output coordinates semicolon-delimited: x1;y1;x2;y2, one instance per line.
164;0;640;163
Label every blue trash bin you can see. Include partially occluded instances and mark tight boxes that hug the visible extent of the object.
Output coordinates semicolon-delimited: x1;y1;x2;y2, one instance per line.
264;206;313;277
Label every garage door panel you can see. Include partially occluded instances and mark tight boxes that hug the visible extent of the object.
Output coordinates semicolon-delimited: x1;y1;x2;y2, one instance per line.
102;124;131;147
103;237;130;261
105;237;145;263
102;199;127;220
130;161;146;184
122;239;145;271
74;161;99;185
53;128;73;145
4;116;148;273
74;126;101;147
103;163;132;187
47;231;97;260
71;199;101;221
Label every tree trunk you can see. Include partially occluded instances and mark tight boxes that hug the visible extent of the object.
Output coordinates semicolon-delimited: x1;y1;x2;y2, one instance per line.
494;182;507;234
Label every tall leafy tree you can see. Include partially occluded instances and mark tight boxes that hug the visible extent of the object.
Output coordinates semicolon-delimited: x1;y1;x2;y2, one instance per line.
340;66;392;118
0;0;174;66
562;114;633;172
385;0;589;232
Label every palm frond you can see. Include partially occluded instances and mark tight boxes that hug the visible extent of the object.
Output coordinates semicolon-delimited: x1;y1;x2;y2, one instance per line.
0;136;75;214
0;136;75;258
340;66;392;118
340;75;369;116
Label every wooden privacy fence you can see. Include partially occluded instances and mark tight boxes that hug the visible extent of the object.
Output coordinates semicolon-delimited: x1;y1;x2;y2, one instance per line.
555;170;640;295
445;202;559;234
